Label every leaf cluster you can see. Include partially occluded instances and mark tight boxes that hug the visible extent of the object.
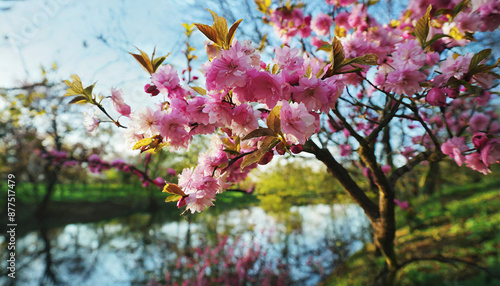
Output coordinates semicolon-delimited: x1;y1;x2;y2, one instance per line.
319;37;379;79
63;74;97;105
129;47;170;75
239;105;284;169
194;9;242;50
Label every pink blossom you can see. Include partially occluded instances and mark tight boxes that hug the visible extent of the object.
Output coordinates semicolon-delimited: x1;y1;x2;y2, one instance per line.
465;152;491;175
167;168;176;176
480;138;500;167
130;107;163;137
186;96;210;126
230;103;260;137
292;76;330;112
385;68;426;95
160;111;190;149
392;39;425;70
434;54;472;85
441;137;469;166
426;87;447;106
110;88;131;117
233;69;283;108
181;169;219;213
144;83;160;96
311;13;333;36
326;0;357;6
152;65;182;96
339;144;352;156
279;101;316;145
472;0;500;31
334;12;351;29
382;165;391;174
88;154;103;173
111;159;127;170
269;8;311;43
475;91;491;106
426;52;440;66
83;110;100;132
394;199;409;210
204;41;252;91
472;132;489;149
152;177;165;188
470;113;490;132
203;98;233;126
274;46;304;76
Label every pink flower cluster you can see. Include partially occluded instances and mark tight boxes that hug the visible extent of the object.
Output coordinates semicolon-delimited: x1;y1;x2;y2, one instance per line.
40;151;171;189
268;6;311;43
442;135;500;175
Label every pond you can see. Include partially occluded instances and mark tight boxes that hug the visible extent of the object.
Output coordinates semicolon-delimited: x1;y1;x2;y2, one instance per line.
1;204;370;286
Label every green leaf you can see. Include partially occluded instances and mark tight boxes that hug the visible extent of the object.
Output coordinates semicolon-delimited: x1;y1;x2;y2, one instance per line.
241;136;280;169
452;0;470;18
468;49;492;74
242;128;275;141
414;5;432;47
267;105;282;134
343;53;379;66
165;194;182;203
152;54;170;73
424;33;452;48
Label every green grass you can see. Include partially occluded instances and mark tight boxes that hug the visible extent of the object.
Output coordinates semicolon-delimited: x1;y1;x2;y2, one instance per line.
322;180;500;285
1;182;260;210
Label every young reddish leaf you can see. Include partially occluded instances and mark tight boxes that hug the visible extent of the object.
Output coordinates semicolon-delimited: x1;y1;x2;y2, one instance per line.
152;53;171;73
241;136;280;169
195;23;219;44
129;47;154;74
242;128;275;141
163;183;186;196
267;105;282;134
227;19;243;47
331;37;345;71
214;17;228;47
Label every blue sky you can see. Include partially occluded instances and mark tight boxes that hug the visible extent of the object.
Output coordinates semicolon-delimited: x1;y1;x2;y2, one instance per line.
0;0;203;97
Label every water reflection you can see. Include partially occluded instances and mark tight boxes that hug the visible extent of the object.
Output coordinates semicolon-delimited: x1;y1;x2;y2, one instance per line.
1;204;370;285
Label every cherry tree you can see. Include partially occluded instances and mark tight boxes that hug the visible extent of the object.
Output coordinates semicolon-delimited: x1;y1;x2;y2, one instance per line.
62;0;500;283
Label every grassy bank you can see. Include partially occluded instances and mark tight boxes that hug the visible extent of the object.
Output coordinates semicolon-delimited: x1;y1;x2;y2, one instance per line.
322;180;500;285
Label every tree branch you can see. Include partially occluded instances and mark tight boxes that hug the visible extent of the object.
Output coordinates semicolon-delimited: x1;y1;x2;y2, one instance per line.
303;139;380;221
